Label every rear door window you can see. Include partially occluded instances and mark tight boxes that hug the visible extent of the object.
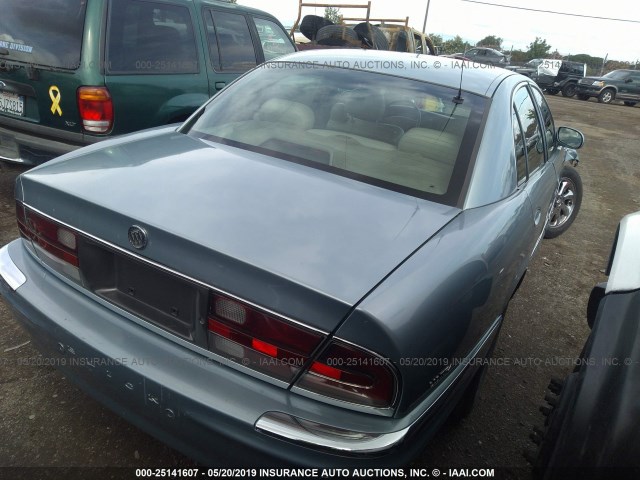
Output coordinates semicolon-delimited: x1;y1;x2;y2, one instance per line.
253;17;295;61
513;87;545;173
205;10;257;72
107;0;199;74
0;0;87;70
512;110;527;185
530;87;555;153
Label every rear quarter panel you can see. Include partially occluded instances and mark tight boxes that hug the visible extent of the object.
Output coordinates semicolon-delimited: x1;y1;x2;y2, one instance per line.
337;193;535;414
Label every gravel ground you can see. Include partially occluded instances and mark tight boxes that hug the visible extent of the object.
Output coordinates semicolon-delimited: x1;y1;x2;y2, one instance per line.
1;95;639;479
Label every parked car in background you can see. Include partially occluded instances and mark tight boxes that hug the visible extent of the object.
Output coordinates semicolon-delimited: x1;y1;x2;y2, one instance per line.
532;60;586;98
527;211;640;479
1;50;584;467
441;53;471;61
506;58;543;77
576;69;640;105
0;0;294;166
463;47;510;66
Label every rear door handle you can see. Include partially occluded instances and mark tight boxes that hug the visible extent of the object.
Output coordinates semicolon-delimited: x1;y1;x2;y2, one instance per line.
215;82;226;91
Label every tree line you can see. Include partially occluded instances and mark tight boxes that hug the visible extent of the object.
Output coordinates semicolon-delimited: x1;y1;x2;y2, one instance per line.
430;34;637;74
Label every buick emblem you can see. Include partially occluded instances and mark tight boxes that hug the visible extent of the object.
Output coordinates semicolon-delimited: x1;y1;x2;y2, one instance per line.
128;225;148;249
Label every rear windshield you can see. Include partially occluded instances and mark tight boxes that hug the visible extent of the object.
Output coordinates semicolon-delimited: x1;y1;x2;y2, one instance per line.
187;64;486;206
0;0;87;70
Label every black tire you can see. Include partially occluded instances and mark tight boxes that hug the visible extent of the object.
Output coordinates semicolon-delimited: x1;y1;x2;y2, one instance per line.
597;88;615;104
545;88;559;95
299;15;333;41
446;361;487;424
544;166;582;239
316;25;360;47
561;82;577;98
525;373;579;478
353;23;389;50
624;101;637;107
577;94;590;101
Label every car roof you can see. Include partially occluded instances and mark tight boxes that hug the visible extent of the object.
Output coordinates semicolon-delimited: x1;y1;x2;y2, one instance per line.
275;49;515;97
197;0;280;18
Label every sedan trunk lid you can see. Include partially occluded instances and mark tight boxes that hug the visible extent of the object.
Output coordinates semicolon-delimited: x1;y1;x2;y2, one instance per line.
18;129;460;331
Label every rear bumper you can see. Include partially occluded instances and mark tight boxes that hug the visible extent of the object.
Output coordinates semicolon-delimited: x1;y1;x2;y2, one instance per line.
0;239;496;466
0;117;102;165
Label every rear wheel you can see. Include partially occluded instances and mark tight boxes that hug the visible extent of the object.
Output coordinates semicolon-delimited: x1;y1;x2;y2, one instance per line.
447;323;502;424
577;94;590;101
561;83;577;97
545;166;582;239
446;360;487;423
624;101;637;107
598;88;615;104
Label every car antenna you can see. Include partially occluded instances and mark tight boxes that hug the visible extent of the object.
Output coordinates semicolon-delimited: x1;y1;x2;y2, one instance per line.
453;60;465;104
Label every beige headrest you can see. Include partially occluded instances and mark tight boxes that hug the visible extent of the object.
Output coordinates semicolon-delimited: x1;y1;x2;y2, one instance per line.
254;99;315;130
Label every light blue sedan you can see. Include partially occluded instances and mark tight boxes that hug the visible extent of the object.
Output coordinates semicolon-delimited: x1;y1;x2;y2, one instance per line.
0;50;584;466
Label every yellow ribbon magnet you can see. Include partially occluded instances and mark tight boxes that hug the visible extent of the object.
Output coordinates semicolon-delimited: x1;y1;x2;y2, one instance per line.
49;86;62;116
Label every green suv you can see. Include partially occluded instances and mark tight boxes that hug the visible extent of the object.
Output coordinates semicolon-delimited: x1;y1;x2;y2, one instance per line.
0;0;294;165
576;69;640;106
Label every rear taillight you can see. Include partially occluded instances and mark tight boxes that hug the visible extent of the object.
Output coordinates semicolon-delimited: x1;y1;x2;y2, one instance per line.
295;341;397;409
16;202;28;239
17;202;79;267
207;293;325;382
77;86;113;134
208;291;398;410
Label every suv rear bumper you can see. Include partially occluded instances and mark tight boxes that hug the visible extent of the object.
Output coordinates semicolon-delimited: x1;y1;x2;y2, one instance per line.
0;116;102;165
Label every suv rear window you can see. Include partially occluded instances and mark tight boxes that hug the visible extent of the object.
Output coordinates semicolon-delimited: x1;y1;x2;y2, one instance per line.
107;0;199;74
0;0;87;70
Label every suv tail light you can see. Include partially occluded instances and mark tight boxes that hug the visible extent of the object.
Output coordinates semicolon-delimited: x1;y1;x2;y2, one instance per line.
294;341;397;409
77;86;113;133
207;293;325;382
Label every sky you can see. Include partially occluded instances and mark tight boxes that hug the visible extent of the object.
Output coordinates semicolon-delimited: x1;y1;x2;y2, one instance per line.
238;0;639;62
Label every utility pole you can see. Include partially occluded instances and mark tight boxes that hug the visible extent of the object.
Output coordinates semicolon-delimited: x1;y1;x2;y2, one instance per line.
422;0;431;33
600;53;608;76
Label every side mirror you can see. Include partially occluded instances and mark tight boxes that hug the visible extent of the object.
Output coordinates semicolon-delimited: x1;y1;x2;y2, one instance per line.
625;77;633;83
557;126;584;149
